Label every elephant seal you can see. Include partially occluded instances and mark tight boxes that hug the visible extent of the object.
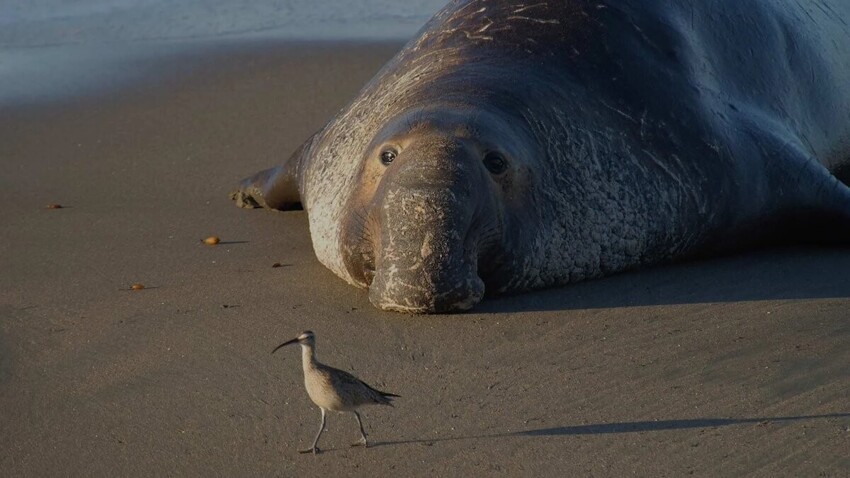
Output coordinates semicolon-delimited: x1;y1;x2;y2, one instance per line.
232;0;850;313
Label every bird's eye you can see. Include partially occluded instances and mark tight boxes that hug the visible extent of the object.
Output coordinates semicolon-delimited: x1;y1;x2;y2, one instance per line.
483;152;508;175
380;149;397;165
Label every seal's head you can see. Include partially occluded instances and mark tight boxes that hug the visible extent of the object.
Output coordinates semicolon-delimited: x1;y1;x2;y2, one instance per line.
340;106;536;313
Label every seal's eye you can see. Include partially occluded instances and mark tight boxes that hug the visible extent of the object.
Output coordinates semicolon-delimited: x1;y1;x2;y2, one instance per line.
483;152;508;175
380;149;397;165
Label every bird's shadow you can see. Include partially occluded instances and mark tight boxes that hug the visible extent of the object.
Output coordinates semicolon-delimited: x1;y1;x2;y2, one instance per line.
370;413;850;448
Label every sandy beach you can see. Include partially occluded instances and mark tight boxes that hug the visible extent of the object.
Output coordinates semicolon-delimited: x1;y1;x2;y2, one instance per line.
1;39;849;476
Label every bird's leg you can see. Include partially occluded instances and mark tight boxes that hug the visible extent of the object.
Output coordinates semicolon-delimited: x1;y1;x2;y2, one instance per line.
299;408;326;454
350;411;368;448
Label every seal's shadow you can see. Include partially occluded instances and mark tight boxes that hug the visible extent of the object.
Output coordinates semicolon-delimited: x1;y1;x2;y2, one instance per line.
370;413;850;448
479;246;850;313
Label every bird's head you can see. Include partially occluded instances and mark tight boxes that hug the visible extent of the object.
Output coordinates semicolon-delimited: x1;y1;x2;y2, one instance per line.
272;330;315;354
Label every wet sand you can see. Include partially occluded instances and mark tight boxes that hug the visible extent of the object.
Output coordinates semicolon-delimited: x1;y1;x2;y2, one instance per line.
1;41;848;476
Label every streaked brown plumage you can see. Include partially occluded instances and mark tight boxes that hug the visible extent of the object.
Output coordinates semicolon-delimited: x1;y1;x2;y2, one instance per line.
272;330;398;454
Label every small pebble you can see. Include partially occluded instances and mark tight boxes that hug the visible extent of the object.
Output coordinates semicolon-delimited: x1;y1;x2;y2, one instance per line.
202;236;220;245
131;283;145;291
47;204;63;209
272;262;282;268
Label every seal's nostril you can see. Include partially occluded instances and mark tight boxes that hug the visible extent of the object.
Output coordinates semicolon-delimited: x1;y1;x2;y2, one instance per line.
363;262;376;286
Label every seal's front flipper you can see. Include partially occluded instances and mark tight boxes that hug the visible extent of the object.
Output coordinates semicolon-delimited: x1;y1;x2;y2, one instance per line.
230;166;302;210
230;134;316;211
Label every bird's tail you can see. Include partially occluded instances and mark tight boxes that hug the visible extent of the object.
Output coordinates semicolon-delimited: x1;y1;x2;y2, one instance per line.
369;386;400;406
378;393;398;407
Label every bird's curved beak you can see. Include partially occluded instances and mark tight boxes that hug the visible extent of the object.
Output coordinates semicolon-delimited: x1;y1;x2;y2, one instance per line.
271;338;299;354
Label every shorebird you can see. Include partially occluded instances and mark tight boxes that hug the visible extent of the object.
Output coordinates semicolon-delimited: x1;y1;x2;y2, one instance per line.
272;330;399;454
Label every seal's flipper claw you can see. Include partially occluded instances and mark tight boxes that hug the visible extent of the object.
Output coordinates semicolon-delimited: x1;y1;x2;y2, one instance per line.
229;189;262;209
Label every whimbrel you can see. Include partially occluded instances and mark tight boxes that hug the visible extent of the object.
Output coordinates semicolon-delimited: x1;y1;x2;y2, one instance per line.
272;330;399;454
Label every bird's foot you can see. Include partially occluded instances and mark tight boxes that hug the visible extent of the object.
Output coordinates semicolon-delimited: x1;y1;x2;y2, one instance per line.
350;437;368;448
298;447;320;455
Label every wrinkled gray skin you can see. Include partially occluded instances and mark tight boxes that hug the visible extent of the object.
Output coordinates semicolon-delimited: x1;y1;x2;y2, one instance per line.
232;0;850;313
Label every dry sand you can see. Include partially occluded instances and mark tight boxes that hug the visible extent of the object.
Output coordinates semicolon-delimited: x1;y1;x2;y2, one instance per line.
1;41;848;476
